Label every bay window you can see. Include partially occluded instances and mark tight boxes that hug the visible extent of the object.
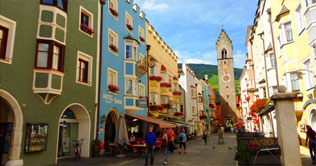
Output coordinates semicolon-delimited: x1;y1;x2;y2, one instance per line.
150;66;157;75
125;44;137;60
150;93;158;104
161;96;169;105
35;40;64;72
41;0;67;12
125;79;136;95
285;23;293;42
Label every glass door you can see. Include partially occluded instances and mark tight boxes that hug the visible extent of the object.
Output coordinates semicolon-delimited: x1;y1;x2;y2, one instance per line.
58;122;78;157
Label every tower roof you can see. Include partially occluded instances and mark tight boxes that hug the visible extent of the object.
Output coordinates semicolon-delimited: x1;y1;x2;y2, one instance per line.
216;28;233;49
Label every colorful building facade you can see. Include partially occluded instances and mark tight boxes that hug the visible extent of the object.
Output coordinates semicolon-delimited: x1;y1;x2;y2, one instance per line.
0;0;99;165
98;0;147;145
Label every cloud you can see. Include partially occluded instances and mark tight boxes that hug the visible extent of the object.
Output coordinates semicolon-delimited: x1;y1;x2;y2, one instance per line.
233;50;247;68
138;0;168;11
184;58;214;65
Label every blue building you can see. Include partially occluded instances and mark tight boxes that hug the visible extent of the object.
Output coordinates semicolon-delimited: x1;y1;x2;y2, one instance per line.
98;0;147;144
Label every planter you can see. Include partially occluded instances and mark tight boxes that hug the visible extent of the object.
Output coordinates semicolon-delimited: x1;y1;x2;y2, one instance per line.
238;155;281;165
139;36;145;42
109;8;119;17
109;44;118;53
126;24;133;31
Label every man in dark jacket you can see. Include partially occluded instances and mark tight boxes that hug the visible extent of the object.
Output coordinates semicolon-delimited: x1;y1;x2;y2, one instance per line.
145;126;156;165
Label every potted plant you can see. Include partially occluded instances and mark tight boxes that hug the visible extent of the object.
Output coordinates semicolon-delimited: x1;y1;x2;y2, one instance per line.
139;36;145;42
109;8;119;17
235;144;259;165
93;139;101;157
126;24;133;31
109;44;119;53
108;84;119;93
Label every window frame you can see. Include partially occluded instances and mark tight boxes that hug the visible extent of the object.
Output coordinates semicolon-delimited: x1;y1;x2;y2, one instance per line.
125;12;133;32
35;39;65;72
284;22;293;42
108;28;118;55
78;58;89;83
76;51;93;86
0;25;9;60
109;0;118;19
79;6;94;37
303;58;315;90
295;3;305;35
138;26;145;43
150;65;157;76
40;0;68;12
139;83;145;97
125;78;137;96
290;72;300;91
125;40;138;60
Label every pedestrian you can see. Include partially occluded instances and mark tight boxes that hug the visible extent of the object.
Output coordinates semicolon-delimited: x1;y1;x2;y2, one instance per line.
305;125;316;163
218;126;224;144
167;128;175;153
230;127;234;134
161;129;169;165
178;129;187;154
145;126;156;166
254;126;257;132
202;130;208;145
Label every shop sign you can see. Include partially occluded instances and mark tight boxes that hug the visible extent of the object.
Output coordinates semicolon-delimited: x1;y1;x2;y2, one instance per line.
168;108;176;113
138;97;147;108
103;94;122;105
238;137;278;147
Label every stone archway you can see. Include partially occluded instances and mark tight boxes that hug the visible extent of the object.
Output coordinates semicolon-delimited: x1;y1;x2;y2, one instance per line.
308;107;316;130
0;89;23;166
104;108;119;143
56;103;91;161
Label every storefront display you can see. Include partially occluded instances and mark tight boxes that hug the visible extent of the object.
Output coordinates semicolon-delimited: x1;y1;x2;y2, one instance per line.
25;123;48;153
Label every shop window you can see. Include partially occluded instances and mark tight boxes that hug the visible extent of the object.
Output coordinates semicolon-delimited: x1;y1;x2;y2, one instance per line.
108;29;118;54
80;7;94;35
0;26;8;60
125;12;133;32
35;40;65;72
76;51;92;86
25;123;48;152
41;0;67;12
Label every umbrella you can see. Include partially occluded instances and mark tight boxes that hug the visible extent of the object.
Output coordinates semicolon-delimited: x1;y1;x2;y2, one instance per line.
234;122;245;126
115;111;129;146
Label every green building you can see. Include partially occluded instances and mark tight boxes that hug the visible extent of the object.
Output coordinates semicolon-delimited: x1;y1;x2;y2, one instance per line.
0;0;99;165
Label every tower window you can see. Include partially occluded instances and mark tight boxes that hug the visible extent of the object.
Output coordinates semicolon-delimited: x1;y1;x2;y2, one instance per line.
222;49;227;59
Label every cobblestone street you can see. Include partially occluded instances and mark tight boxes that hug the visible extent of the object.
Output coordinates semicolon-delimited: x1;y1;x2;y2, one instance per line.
58;133;237;166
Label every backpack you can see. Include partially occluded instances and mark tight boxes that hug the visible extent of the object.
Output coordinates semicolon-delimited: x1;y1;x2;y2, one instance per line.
179;134;184;142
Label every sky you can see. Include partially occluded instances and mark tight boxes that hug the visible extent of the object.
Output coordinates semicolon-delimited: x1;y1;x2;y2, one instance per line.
133;0;258;68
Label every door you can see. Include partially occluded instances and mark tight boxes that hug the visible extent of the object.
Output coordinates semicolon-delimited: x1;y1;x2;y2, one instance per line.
0;123;12;166
58;123;78;157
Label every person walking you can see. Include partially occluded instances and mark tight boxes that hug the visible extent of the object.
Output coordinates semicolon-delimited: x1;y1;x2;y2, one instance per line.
202;130;208;145
218;126;224;144
178;129;187;154
161;129;169;165
145;126;157;166
305;125;316;162
167;128;175;153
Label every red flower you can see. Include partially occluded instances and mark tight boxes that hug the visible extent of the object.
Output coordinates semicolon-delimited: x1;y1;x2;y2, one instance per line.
149;76;162;82
161;65;166;71
126;24;133;31
139;36;145;42
109;44;118;53
108;84;119;93
80;24;94;34
160;82;171;88
173;91;182;95
109;8;119;17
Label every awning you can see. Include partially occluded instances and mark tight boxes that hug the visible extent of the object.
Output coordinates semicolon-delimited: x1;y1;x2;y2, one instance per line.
168;121;190;127
259;105;275;117
126;114;176;128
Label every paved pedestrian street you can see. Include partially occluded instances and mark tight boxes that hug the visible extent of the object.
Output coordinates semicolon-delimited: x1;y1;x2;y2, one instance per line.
57;133;237;166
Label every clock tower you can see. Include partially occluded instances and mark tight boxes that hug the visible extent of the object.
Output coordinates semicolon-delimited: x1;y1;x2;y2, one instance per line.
216;29;237;125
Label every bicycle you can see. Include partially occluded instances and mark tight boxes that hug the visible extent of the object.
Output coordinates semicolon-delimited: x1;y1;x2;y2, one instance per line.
73;138;85;160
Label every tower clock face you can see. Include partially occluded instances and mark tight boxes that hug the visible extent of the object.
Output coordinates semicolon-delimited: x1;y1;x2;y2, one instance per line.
222;73;231;83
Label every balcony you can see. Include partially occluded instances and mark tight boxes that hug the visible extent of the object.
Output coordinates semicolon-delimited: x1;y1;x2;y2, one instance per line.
149;80;159;93
305;3;316;45
32;68;64;104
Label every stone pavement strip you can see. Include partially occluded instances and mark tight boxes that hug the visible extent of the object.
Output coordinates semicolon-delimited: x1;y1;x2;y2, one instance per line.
57;133;237;166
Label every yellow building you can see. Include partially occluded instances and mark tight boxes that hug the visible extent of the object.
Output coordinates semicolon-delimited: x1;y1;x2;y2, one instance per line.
145;20;183;122
270;0;316;153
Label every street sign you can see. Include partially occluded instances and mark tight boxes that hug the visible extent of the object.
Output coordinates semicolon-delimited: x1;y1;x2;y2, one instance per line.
138;97;147;108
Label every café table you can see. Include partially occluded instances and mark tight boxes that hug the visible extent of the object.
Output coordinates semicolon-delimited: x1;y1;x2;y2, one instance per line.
132;144;146;158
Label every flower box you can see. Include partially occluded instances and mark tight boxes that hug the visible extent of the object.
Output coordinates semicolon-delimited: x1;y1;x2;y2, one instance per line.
108;84;119;93
149;76;162;82
126;24;133;31
250;98;269;113
109;44;118;53
200;115;207;119
160;82;171;88
209;103;215;108
139;36;145;42
161;65;166;71
109;8;119;17
175;112;184;116
173;91;182;95
80;24;94;34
